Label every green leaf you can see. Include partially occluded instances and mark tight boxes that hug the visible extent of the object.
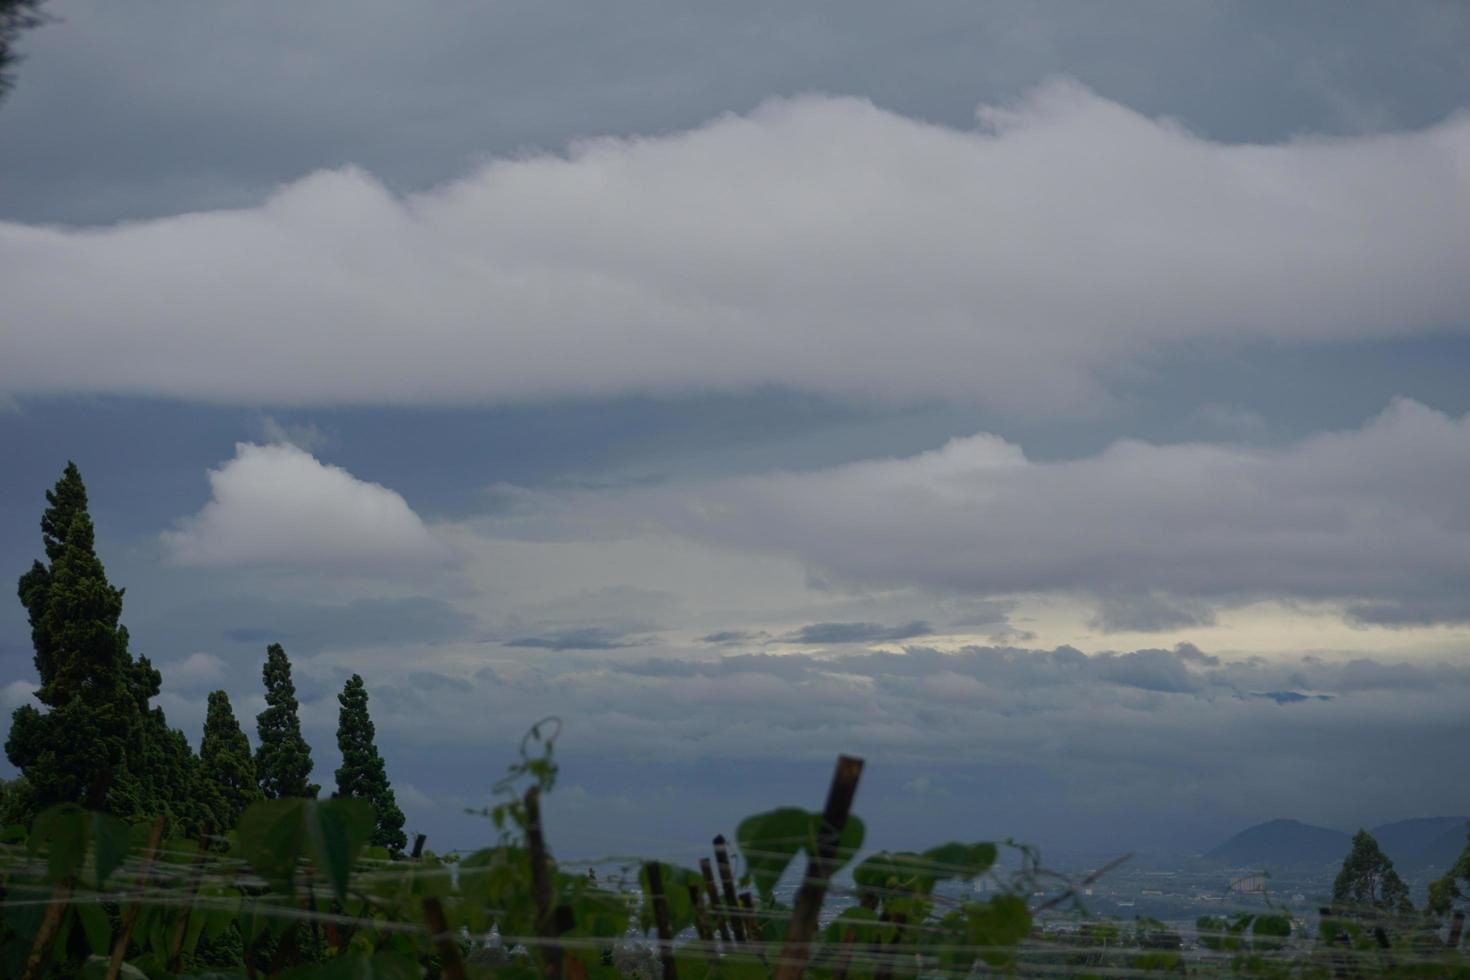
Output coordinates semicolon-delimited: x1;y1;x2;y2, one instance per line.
29;803;90;882
853;851;931;897
305;798;375;901
638;863;699;934
823;905;881;945
736;807;810;902
75;902;112;956
965;894;1032;967
918;841;996;881
1250;913;1291;951
735;807;865;902
457;845;533;935
280;951;421;979
238;797;374;901
91;811;130;889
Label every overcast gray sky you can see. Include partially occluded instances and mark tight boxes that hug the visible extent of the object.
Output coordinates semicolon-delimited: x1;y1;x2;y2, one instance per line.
2;0;1468;858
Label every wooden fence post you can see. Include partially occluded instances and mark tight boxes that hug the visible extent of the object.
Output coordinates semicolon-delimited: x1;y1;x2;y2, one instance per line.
772;755;864;980
106;815;167;980
700;858;732;944
423;896;468;980
644;862;679;980
713;837;746;943
166;825;215;972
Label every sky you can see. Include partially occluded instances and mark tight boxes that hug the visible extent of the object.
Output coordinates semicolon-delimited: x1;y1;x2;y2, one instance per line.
1;0;1469;863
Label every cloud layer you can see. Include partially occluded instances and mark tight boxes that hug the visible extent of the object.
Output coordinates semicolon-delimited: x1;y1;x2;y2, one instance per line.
162;442;449;567
527;399;1470;624
3;83;1468;413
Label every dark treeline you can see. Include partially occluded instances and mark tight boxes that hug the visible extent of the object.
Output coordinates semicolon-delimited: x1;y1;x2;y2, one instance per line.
1;463;407;854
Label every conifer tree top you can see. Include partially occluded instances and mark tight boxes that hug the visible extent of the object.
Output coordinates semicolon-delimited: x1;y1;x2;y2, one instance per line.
255;643;318;799
201;689;262;827
335;673;406;854
40;461;88;564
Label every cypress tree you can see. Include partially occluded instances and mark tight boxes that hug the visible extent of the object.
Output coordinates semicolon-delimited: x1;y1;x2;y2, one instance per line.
200;690;262;828
1332;829;1413;915
9;465;141;810
255;643;319;799
334;674;406;854
7;464;203;829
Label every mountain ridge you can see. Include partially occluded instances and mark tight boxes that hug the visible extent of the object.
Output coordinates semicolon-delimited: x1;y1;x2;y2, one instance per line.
1207;816;1468;871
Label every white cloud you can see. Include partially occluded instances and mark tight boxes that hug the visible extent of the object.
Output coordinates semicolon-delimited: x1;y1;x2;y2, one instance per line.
163;651;228;689
1;83;1467;413
521;399;1470;623
162;442;450;568
0;680;37;712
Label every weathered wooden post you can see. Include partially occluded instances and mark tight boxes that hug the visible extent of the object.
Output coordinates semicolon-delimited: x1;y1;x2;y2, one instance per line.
700;858;733;943
713;836;747;943
644;862;679;980
772;755;864;980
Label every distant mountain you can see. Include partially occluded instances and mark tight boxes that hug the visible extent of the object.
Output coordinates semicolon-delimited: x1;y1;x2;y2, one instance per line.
1206;818;1350;868
1206;816;1468;872
1371;817;1469;874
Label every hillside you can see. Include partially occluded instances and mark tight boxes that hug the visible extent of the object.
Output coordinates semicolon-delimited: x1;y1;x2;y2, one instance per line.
1207;816;1468;872
1206;818;1350;867
1373;817;1469;873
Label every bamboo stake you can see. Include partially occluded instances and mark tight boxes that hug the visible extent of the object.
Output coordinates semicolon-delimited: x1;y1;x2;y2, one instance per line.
105;815;167;980
772;755;865;980
19;878;73;980
644;862;679;980
700;858;732;944
713;836;746;943
689;882;713;942
422;896;468;980
165;824;214;972
526;786;574;978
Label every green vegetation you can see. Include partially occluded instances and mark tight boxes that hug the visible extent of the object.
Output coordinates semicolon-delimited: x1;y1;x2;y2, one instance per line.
256;643;320;801
1332;830;1414;916
335;674;407;856
201;691;264;829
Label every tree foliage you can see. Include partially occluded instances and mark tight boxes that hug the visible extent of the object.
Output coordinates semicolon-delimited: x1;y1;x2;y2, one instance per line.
0;0;45;104
1332;828;1413;915
1427;820;1470;917
6;463;204;832
335;674;407;855
8;464;143;812
201;690;263;828
255;643;320;799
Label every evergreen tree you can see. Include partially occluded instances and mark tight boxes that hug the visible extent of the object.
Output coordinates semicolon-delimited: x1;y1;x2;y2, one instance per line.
200;690;262;828
1427;822;1470;918
1332;829;1413;915
334;674;406;854
0;2;46;107
255;643;319;799
6;463;202;828
9;465;141;810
